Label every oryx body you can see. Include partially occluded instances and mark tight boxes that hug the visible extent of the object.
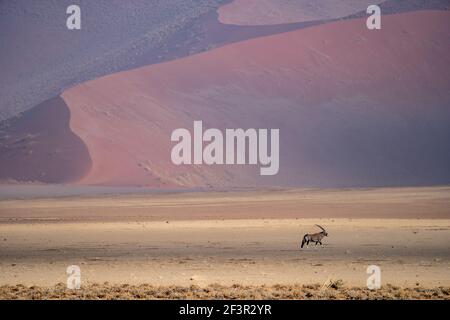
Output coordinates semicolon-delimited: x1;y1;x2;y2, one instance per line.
301;225;328;248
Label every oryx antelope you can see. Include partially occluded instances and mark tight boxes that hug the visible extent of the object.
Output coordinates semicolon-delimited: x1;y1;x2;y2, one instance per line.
301;225;328;248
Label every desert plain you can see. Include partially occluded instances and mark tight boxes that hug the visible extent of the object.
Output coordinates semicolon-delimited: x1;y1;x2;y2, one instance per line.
0;186;449;299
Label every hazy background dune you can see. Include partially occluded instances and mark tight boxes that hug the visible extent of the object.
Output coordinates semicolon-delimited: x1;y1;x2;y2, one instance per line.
218;0;386;25
218;0;450;25
0;0;228;120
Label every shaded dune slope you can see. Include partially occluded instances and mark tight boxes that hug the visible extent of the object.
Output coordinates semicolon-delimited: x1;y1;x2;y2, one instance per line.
56;11;450;187
0;97;91;183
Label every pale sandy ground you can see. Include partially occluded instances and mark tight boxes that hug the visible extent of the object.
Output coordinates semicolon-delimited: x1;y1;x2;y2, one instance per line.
0;187;449;291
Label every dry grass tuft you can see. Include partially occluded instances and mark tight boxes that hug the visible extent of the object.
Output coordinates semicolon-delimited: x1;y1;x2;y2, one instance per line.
0;283;449;300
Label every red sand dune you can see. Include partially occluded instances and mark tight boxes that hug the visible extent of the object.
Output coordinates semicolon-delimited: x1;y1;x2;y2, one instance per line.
218;0;386;26
57;11;450;188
